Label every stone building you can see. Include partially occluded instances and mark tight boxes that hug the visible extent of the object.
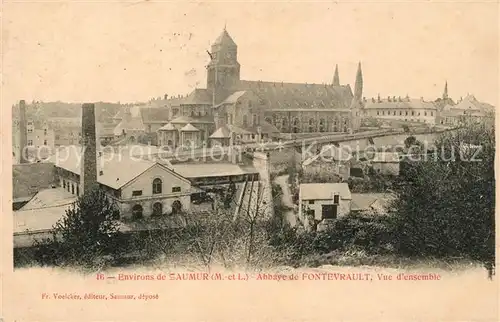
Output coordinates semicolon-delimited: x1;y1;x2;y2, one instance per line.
151;27;363;148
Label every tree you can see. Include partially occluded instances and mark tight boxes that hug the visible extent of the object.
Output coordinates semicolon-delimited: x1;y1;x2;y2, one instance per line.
35;187;121;269
391;122;495;278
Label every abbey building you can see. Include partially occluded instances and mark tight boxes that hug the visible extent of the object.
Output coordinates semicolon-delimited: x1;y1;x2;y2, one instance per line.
156;28;363;148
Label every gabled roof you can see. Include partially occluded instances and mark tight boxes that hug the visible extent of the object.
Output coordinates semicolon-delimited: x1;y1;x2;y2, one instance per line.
20;187;77;211
158;122;176;131
113;117;145;136
140;108;170;124
180;123;200;132
217;91;247;106
300;183;351;201
170;115;214;124
49;148;186;190
210;126;232;139
181;89;213;105
237;80;353;109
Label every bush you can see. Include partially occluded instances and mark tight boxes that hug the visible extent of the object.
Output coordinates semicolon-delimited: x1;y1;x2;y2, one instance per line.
33;187;122;270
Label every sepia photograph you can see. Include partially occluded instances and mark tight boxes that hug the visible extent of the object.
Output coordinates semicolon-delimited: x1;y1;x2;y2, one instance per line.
2;1;498;321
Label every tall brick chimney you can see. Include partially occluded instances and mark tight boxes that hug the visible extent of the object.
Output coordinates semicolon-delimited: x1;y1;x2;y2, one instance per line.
18;100;28;164
80;103;98;194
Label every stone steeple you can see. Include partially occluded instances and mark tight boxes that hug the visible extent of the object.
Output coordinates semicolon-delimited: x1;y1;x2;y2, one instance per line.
354;62;363;101
443;81;448;100
333;64;340;86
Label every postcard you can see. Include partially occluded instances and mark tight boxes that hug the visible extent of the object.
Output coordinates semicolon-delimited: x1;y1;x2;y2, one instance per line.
1;1;498;321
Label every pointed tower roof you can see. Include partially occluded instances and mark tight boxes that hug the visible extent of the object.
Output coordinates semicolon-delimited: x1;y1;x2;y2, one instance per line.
158;122;176;131
333;64;340;86
354;62;363;100
180;123;200;132
213;28;237;47
443;81;448;99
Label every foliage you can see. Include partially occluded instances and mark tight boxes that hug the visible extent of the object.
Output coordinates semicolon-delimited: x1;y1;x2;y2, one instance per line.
391;122;495;274
33;187;121;270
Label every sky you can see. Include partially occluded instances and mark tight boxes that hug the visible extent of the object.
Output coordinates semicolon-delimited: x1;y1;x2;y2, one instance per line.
2;1;499;108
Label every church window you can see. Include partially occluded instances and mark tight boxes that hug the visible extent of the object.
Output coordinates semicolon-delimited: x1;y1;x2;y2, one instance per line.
243;115;248;127
282;118;288;132
252;114;257;126
153;178;162;194
319;119;326;132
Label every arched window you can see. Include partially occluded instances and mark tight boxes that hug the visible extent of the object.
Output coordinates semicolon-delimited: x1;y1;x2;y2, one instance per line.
281;118;288;132
153;178;162;194
76;186;79;196
252;114;257;126
71;184;75;195
132;204;143;220
292;118;300;133
308;119;314;132
63;180;66;189
152;202;163;216
172;200;182;214
319;119;326;132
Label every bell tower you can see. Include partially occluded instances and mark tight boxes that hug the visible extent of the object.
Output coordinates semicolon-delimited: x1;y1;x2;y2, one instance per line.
207;27;241;104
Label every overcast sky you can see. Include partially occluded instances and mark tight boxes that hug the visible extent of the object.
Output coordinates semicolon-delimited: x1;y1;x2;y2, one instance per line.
3;1;498;107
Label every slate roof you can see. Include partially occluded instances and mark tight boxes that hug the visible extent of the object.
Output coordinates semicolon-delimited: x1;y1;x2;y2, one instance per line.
217;91;246;106
364;99;437;110
213;29;237;47
300;183;351;201
172;162;258;178
181;89;213;105
237;80;353;109
180;123;200;132
140;108;170;124
209;126;232;139
20;187;77;211
113;117;145;136
13;163;58;201
49;149;183;190
158;123;176;131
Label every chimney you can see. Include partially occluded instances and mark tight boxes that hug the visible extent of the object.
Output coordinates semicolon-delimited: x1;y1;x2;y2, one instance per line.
80;103;98;195
18;100;28;163
164;94;168;100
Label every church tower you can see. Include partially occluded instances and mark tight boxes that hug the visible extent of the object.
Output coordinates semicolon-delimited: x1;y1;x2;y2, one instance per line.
333;64;340;86
443;81;448;100
207;27;241;105
354;62;363;101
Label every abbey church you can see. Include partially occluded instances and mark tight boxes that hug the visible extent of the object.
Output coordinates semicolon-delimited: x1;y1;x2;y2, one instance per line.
153;28;364;148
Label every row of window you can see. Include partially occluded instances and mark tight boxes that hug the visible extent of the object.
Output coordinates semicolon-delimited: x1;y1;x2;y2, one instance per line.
307;194;340;205
376;110;434;117
131;183;181;197
27;140;48;146
62;180;80;196
131;200;182;219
